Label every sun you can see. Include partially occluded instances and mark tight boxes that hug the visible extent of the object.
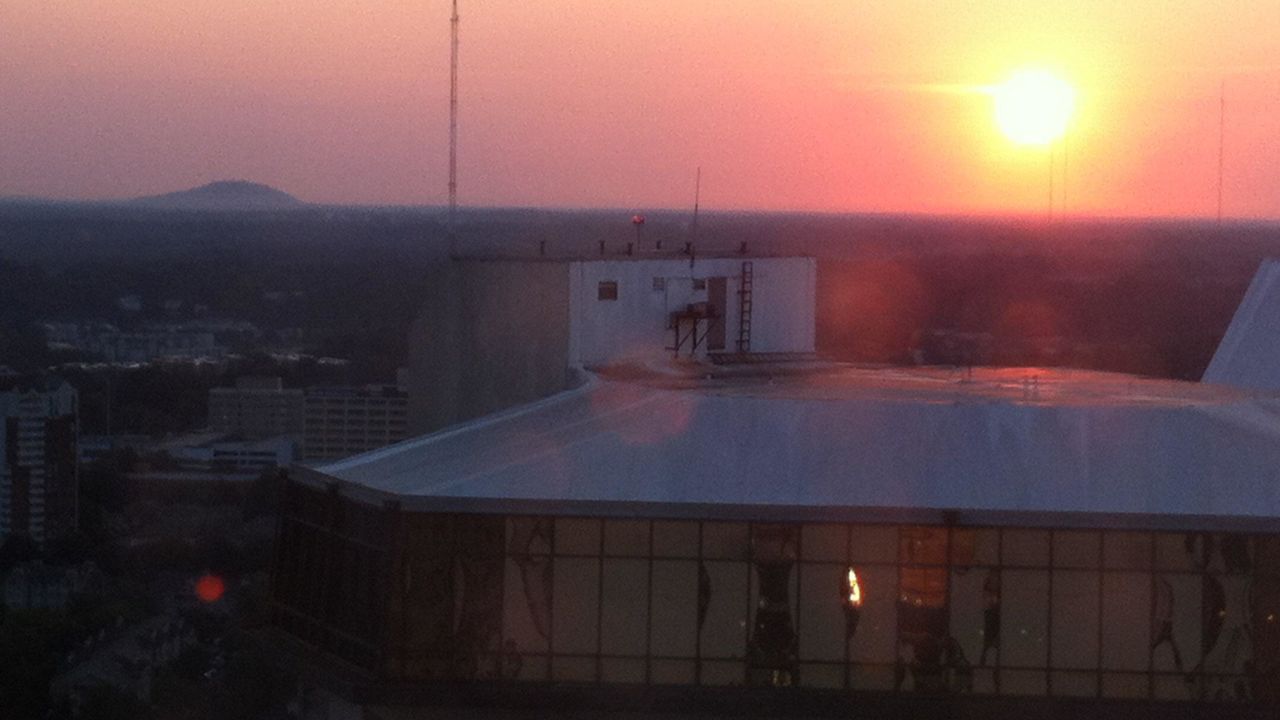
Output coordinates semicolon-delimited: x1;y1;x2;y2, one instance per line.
992;69;1075;146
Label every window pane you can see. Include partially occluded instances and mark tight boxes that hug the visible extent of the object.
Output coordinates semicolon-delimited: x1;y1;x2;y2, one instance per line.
801;524;846;562
1053;531;1100;568
900;526;948;565
700;660;744;686
700;561;748;659
798;563;848;661
951;528;998;568
848;565;897;664
1002;669;1047;695
949;567;994;667
652;521;698;558
1155;532;1196;572
601;658;645;684
552;656;595;682
849;525;897;563
1102;672;1148;698
603;519;649;556
702;522;749;560
1151;573;1198;673
651;659;695;685
504;557;550;654
1001;570;1049;668
1201;574;1251;676
651;560;699;657
552;558;599;655
1104;532;1153;570
600;559;649;656
799;663;843;689
1003;530;1050;567
1051;570;1099;669
1101;572;1150;670
1052;670;1096;697
555;517;600;555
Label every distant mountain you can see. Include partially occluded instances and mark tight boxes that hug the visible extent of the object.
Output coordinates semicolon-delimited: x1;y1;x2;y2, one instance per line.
133;181;302;210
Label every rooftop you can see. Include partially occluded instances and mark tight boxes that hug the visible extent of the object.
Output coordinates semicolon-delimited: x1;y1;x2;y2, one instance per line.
303;362;1280;531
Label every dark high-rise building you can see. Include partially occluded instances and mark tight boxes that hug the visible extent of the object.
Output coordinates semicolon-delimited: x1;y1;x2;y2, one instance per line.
1;380;78;546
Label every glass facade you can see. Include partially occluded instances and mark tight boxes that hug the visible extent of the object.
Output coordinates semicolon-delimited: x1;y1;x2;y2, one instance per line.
269;485;1280;705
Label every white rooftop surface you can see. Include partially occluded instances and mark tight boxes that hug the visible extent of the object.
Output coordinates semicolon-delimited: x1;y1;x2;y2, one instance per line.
1204;259;1280;391
306;364;1280;530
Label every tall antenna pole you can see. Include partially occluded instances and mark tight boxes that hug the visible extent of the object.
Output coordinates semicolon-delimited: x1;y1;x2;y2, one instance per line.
1062;129;1068;218
1047;143;1055;223
691;166;701;247
448;0;459;244
1217;79;1225;224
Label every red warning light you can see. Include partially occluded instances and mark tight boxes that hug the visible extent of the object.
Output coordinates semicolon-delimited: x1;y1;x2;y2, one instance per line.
631;214;645;225
195;574;226;603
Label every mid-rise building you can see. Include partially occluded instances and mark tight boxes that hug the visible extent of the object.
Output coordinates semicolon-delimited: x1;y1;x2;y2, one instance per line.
303;385;409;461
268;257;1280;718
0;379;78;546
208;376;304;443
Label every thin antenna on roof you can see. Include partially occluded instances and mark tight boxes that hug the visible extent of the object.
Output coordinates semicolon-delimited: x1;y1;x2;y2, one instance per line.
1061;128;1068;218
448;0;460;255
691;166;701;249
1047;143;1054;223
1217;79;1225;224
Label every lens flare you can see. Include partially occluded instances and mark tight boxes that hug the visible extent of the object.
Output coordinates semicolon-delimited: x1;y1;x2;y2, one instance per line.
195;574;226;603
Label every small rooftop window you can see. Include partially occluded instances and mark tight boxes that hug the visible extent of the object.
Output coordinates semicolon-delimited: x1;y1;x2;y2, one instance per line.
597;281;618;301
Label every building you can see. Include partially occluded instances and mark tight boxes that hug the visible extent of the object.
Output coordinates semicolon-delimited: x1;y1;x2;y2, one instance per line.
267;258;1280;717
51;613;196;715
304;385;409;461
404;254;816;434
1;379;78;546
208;376;304;443
154;432;295;476
2;560;99;610
43;322;226;363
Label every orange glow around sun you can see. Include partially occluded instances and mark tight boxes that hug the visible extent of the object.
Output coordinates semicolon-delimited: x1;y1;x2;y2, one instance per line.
992;69;1076;146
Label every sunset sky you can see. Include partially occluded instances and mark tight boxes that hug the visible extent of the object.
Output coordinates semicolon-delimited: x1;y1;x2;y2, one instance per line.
3;1;1279;218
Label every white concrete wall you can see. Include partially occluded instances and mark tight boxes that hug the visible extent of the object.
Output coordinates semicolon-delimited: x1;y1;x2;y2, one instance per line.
568;257;815;366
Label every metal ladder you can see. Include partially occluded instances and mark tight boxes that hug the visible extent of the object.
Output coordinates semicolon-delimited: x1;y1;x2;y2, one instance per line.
737;261;753;353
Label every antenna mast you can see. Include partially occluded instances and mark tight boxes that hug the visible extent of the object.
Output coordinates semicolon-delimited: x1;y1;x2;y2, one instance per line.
691;166;701;248
1217;79;1225;224
448;0;459;238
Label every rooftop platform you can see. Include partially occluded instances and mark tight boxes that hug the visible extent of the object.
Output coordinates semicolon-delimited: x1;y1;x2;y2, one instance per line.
302;362;1280;531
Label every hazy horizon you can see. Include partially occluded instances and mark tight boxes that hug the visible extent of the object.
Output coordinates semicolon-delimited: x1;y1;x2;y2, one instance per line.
4;2;1279;219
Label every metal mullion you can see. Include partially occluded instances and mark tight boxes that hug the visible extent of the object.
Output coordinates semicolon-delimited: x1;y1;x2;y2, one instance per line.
844;522;852;691
794;522;802;686
995;527;1003;694
695;520;704;685
646;519;654;685
596;518;605;683
1147;532;1157;700
1096;529;1104;698
743;522;755;683
547;516;556;681
894;526;903;694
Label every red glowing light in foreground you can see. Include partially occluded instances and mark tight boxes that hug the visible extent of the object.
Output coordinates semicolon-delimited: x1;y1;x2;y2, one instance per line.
195;574;225;603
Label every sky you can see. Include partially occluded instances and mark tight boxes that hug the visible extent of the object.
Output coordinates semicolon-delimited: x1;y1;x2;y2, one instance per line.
2;1;1279;218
